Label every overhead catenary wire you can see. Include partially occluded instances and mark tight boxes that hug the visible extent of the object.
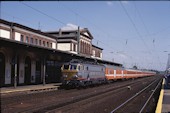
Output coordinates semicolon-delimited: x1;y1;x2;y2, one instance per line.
20;2;66;26
134;2;163;70
119;1;161;69
1;11;36;26
133;2;160;70
119;1;152;54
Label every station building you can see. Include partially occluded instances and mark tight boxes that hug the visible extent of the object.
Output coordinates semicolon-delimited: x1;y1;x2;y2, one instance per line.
46;28;103;59
0;19;121;88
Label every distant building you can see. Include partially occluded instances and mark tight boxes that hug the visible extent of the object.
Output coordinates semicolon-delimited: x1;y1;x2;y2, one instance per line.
46;28;103;59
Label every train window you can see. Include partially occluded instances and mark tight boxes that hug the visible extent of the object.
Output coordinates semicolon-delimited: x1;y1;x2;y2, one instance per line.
80;65;84;70
63;65;69;70
78;66;81;70
70;65;77;70
86;66;88;70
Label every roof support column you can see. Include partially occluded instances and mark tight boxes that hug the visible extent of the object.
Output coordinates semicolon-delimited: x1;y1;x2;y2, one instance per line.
77;26;80;54
14;52;18;88
43;56;46;86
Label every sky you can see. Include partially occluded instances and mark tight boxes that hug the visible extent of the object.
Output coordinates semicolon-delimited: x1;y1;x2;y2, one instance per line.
1;1;170;71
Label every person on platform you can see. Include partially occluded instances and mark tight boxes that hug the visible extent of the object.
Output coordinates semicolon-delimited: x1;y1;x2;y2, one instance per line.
164;68;170;88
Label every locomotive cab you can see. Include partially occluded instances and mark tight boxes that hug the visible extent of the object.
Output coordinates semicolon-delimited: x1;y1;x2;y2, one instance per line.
61;63;84;88
61;64;81;80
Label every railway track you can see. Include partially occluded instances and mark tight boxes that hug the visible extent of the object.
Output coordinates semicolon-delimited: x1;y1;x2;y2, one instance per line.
110;78;162;113
34;76;160;113
1;76;161;113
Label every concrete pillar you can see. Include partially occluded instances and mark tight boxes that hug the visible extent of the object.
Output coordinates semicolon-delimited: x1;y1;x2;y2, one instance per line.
14;53;17;88
43;56;46;86
77;26;80;54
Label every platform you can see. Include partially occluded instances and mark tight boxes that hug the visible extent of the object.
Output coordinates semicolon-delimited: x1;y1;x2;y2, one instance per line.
0;83;62;95
156;79;170;113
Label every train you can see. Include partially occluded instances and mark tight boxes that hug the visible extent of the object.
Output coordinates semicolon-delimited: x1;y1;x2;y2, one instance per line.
61;59;156;88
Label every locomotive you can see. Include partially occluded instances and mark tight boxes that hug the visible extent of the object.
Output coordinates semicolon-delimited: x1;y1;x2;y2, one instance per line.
61;59;156;88
61;60;106;88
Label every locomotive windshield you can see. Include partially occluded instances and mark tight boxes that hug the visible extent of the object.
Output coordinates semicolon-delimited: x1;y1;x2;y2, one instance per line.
63;65;69;70
62;64;78;70
70;65;77;70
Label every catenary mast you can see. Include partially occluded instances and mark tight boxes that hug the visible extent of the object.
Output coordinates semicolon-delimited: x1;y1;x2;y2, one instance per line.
166;54;170;70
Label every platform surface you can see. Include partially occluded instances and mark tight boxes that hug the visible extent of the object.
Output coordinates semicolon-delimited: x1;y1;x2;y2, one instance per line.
0;83;61;94
156;79;170;113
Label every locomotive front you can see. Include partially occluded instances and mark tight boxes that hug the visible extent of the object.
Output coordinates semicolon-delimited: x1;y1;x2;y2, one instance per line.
61;63;82;87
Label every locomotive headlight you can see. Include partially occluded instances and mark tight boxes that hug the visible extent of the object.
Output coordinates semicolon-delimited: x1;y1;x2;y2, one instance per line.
73;74;78;79
63;75;68;78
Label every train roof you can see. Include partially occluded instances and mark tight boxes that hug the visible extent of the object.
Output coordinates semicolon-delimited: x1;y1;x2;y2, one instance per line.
103;64;124;70
63;59;122;67
125;68;156;73
63;60;104;66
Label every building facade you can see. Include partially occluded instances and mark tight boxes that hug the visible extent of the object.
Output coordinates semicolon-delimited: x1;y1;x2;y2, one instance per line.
46;28;103;59
0;19;59;87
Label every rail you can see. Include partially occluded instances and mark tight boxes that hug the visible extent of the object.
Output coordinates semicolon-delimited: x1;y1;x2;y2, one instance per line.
139;79;162;113
110;78;160;113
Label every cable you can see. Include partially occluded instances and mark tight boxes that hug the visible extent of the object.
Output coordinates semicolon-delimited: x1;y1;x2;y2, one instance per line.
60;2;125;44
1;11;36;26
120;1;151;53
119;1;160;69
20;2;66;26
133;2;157;70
